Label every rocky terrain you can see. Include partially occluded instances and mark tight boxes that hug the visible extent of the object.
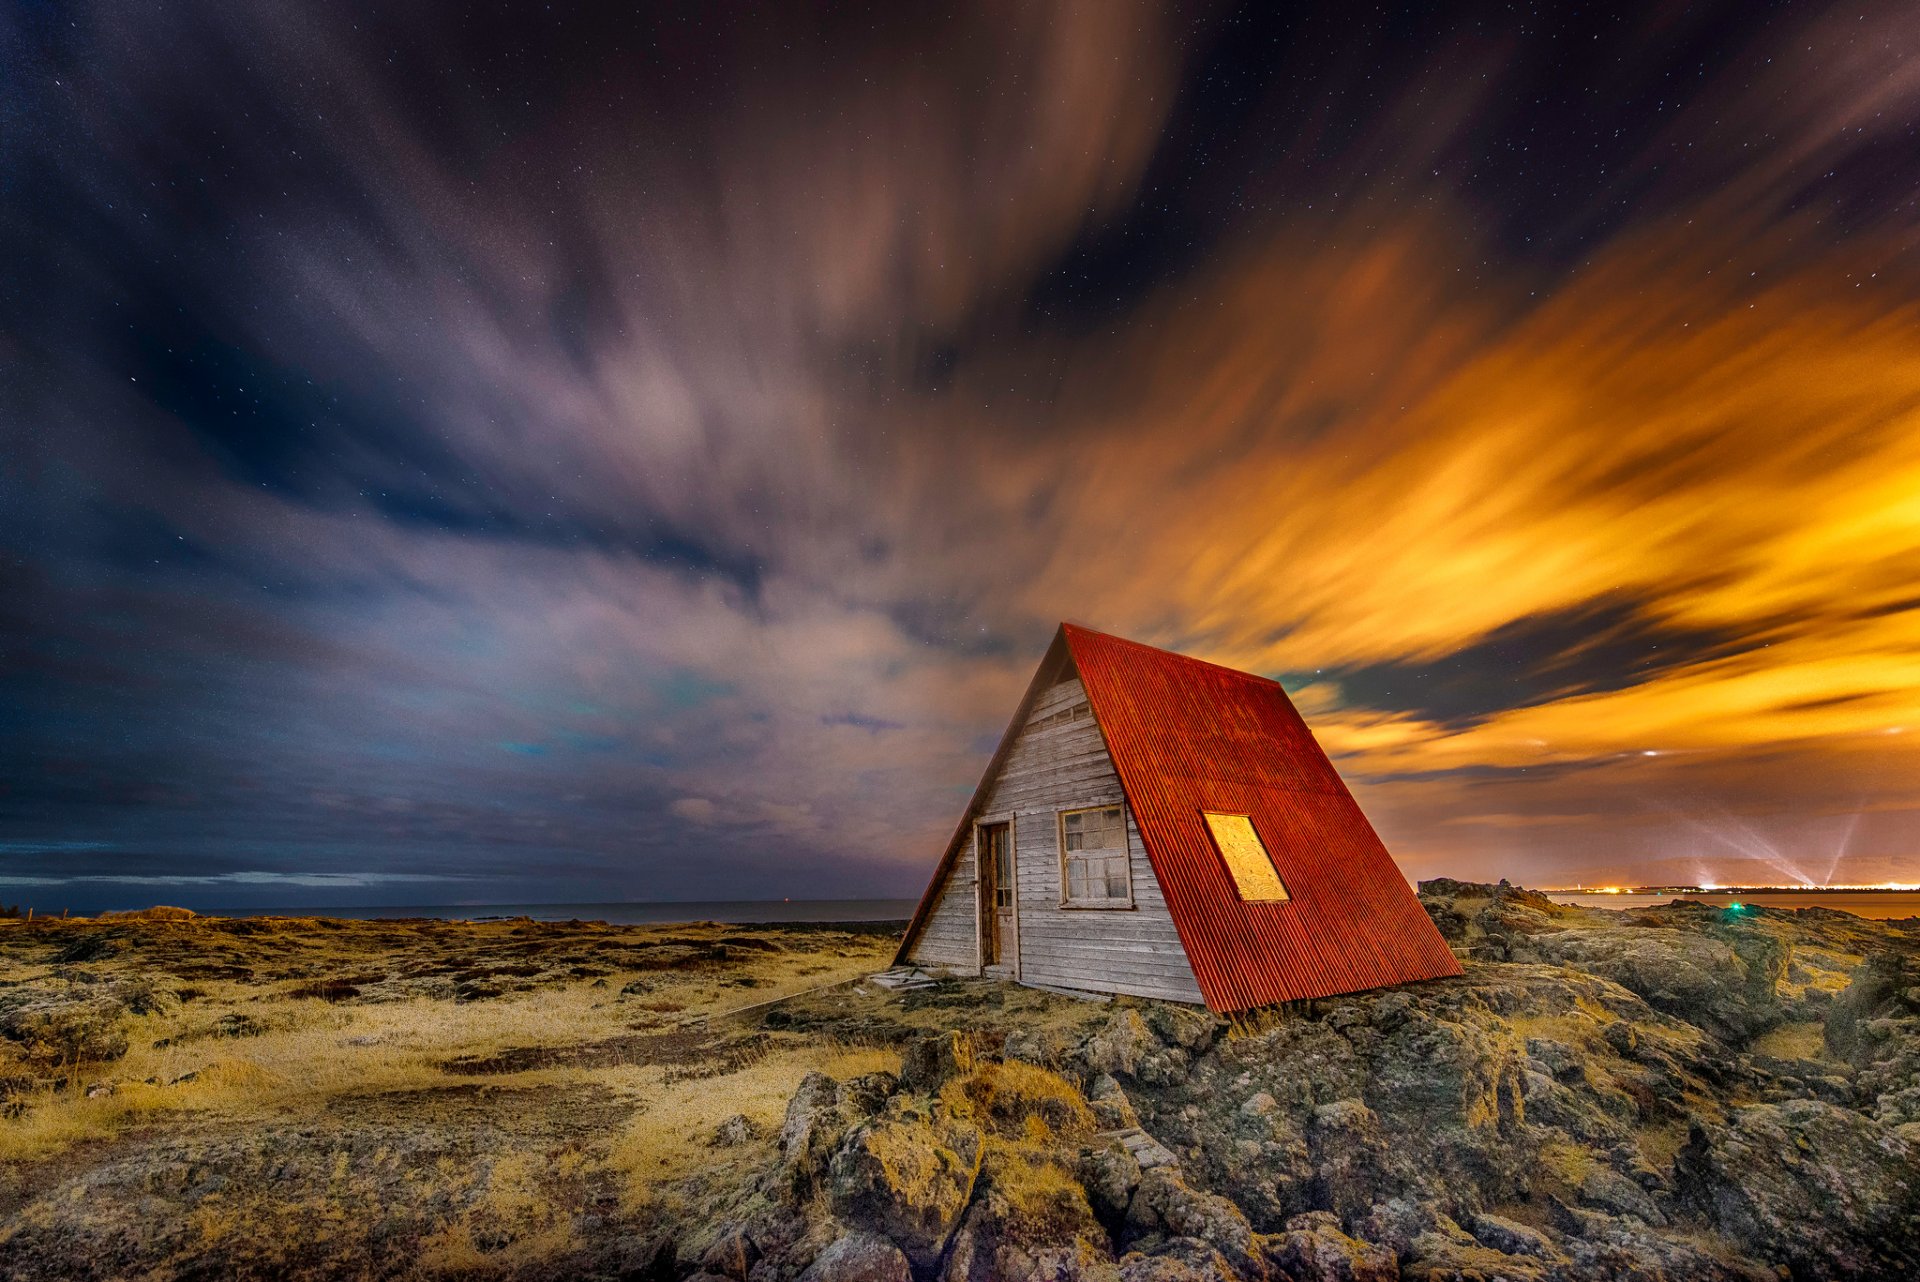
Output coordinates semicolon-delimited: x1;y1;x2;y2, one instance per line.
2;883;1918;1280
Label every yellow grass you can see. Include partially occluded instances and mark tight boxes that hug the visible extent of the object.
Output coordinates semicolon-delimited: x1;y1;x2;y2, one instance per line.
1751;1021;1828;1061
0;925;893;1165
415;1150;591;1275
603;1042;899;1204
1636;1118;1691;1171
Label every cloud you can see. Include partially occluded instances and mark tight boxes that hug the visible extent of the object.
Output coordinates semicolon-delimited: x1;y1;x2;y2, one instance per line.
667;798;718;824
0;871;476;889
3;1;1918;906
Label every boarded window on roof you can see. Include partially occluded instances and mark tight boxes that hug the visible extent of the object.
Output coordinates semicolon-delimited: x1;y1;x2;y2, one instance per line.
1060;804;1130;904
1203;812;1289;902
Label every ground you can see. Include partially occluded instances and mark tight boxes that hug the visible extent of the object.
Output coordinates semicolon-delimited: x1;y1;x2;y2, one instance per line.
1;885;1917;1281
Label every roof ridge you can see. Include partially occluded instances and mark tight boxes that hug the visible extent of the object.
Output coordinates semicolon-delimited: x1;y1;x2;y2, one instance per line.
1059;622;1281;686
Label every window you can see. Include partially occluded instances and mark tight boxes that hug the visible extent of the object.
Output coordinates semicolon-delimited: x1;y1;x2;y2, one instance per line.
1060;804;1131;905
1029;700;1092;729
1203;812;1289;902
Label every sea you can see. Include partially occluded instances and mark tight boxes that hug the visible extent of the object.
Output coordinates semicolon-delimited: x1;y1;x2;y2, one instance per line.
210;898;920;924
189;891;1920;924
1545;890;1920;920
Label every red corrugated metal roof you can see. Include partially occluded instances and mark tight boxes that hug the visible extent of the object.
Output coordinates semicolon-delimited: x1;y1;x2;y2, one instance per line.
1063;624;1461;1010
894;624;1462;1011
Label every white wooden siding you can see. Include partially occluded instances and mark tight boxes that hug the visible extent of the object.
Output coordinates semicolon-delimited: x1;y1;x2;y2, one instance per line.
907;840;977;969
907;676;1203;1002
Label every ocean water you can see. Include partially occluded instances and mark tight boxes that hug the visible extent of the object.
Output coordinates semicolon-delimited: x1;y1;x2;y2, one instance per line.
1545;891;1920;920
192;891;1920;924
212;898;919;924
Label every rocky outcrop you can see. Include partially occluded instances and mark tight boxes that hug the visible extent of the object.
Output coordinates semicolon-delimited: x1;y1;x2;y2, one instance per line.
1262;1212;1397;1281
0;977;180;1069
709;883;1920;1281
1675;1098;1919;1278
796;1232;912;1282
827;1114;983;1273
1826;950;1920;1129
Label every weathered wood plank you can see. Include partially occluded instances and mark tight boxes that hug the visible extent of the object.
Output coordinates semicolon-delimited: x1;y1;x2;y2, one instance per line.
958;677;1205;1002
907;675;1206;1002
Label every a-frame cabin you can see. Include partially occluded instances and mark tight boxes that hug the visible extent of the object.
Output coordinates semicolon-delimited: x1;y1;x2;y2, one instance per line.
895;624;1462;1014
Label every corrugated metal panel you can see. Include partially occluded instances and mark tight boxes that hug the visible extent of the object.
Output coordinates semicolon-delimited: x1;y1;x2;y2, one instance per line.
1063;624;1462;1013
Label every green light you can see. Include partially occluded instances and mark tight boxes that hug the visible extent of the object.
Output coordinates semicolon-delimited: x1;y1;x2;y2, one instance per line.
1729;902;1743;912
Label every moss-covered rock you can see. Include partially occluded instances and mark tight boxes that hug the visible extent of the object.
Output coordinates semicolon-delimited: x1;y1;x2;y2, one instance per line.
1675;1098;1919;1279
826;1112;983;1273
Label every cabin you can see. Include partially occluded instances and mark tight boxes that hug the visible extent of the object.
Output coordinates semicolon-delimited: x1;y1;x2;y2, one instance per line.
894;624;1462;1014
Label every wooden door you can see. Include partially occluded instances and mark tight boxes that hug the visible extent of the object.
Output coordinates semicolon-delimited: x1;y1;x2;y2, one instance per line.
978;822;1014;970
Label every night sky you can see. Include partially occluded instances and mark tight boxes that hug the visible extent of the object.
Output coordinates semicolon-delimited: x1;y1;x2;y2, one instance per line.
5;2;1920;911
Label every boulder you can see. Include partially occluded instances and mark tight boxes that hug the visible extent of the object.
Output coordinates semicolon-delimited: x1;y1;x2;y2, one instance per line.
1401;1237;1550;1282
712;1114;761;1148
1304;1099;1388;1221
1465;1213;1560;1261
1086;1009;1190;1085
827;1114;982;1273
1123;1169;1261;1277
1142;1004;1221;1055
0;989;132;1066
1675;1098;1919;1279
1528;927;1784;1043
940;1184;1118;1282
1078;1140;1145;1227
796;1232;911;1282
1575;1165;1665;1225
1087;1074;1143;1131
698;1224;761;1279
1260;1212;1397;1281
1115;1238;1242;1281
900;1032;975;1094
780;1071;849;1180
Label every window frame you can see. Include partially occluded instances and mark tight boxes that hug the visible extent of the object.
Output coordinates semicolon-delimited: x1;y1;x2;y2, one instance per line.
1056;801;1136;910
1201;810;1291;903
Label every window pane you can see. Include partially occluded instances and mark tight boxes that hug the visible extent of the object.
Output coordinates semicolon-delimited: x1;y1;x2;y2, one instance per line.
1203;812;1289;901
1063;809;1133;901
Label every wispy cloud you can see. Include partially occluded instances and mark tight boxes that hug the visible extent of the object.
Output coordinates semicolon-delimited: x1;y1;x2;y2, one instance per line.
3;1;1917;904
0;871;480;889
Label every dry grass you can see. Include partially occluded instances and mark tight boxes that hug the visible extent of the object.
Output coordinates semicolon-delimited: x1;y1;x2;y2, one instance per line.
0;915;904;1278
603;1041;899;1203
415;1149;596;1275
945;1059;1093;1141
0;917;896;1165
1636;1118;1692;1171
1506;1010;1610;1045
1529;1136;1600;1202
1750;1021;1828;1061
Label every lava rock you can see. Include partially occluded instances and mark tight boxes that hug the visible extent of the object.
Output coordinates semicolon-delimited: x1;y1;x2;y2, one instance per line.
1675;1098;1919;1279
795;1232;911;1282
826;1113;983;1273
1261;1211;1398;1281
899;1031;976;1094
